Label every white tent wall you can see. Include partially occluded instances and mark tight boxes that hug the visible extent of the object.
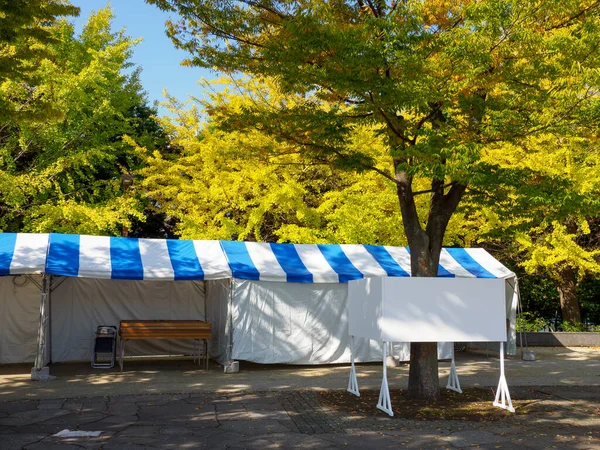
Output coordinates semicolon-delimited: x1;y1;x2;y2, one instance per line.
231;279;366;364
205;278;232;365
0;276;42;364
228;279;452;365
0;273;518;368
50;278;206;362
390;342;453;362
465;277;519;355
506;277;518;355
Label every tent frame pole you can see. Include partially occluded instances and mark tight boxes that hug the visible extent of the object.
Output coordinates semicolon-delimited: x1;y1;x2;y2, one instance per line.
203;280;207;322
32;273;53;380
504;276;520;356
227;278;233;362
47;275;53;364
33;274;48;370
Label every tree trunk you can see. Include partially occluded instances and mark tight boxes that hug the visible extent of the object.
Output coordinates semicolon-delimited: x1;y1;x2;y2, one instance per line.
555;268;581;323
405;229;440;401
408;341;439;401
394;164;466;401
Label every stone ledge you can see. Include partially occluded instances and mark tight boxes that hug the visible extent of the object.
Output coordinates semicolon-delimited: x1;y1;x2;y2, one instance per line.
521;332;600;347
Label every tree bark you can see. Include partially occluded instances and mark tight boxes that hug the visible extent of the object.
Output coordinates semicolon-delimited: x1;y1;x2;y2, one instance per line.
555;267;581;323
394;160;466;401
407;341;439;401
404;219;440;401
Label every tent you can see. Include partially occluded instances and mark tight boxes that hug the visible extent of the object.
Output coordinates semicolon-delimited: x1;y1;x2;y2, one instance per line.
0;233;229;374
0;233;48;366
209;242;519;365
0;233;520;376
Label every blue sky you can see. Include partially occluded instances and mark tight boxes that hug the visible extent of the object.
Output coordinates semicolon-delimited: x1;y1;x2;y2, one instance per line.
71;0;215;115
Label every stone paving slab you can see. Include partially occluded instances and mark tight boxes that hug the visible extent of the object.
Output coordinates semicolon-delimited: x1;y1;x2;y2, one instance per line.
0;386;598;449
1;433;48;450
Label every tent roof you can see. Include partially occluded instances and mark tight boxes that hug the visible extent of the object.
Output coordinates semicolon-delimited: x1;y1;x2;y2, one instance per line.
0;233;515;282
220;241;515;283
0;233;48;275
46;234;231;280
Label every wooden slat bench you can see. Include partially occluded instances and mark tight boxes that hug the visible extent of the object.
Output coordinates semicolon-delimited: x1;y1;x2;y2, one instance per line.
118;320;211;372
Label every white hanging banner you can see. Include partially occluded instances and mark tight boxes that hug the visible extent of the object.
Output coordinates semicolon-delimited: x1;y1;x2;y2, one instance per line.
347;277;513;416
348;277;507;343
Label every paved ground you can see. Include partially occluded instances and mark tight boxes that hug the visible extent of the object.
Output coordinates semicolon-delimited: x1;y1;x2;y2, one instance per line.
0;387;599;449
0;347;599;449
1;347;599;402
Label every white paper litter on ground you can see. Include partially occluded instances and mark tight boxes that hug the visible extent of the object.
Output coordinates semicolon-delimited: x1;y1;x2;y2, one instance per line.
53;429;102;438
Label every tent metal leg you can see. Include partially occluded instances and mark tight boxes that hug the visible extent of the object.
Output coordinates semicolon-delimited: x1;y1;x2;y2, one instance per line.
33;274;48;371
376;341;394;416
493;342;515;412
32;274;54;381
226;279;233;363
446;344;462;393
200;280;208;369
203;280;207;321
347;335;360;396
47;275;53;364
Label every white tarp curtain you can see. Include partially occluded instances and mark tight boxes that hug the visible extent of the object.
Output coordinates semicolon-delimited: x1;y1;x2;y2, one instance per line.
1;275;515;365
207;279;452;365
205;279;232;365
51;278;205;362
0;276;41;364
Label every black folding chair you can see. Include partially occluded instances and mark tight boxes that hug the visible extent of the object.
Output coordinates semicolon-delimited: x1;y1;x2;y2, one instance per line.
92;326;117;369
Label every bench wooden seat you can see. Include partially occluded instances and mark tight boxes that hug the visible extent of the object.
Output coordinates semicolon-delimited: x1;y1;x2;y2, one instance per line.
118;320;211;371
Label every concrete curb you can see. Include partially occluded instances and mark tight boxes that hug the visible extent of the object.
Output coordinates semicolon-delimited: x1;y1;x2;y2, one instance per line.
521;332;600;347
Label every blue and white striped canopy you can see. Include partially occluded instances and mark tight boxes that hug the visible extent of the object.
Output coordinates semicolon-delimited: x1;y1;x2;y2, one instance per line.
220;241;514;283
0;233;48;275
45;234;231;280
0;233;514;282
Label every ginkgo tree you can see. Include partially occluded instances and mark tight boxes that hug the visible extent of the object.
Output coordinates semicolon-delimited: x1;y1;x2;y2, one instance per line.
140;78;474;248
138;80;417;246
148;0;600;400
0;7;165;234
460;132;600;324
0;0;79;121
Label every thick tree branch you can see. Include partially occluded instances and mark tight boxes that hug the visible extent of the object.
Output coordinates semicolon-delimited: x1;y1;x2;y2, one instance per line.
442;182;467;216
394;159;426;245
412;182;454;196
239;1;286;20
367;90;412;144
186;12;268;49
273;129;400;185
